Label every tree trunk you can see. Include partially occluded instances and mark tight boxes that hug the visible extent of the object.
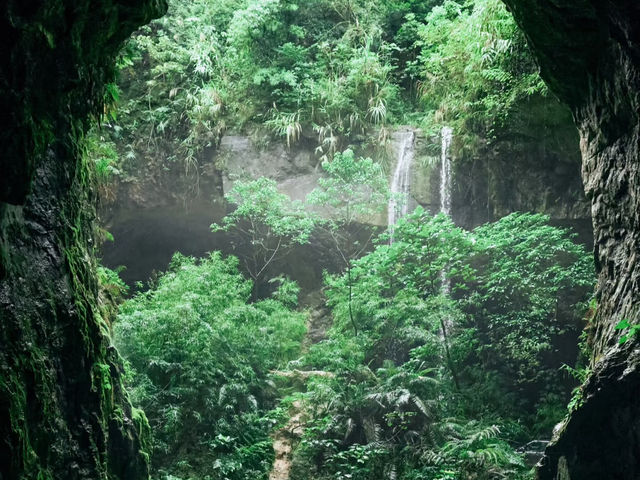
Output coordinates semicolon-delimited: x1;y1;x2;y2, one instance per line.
347;263;359;337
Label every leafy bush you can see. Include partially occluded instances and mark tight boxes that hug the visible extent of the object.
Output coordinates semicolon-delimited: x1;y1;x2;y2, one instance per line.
413;0;546;149
469;213;594;393
114;252;307;479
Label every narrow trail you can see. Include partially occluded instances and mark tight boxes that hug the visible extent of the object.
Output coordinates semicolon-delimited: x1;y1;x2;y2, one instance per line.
268;291;331;480
268;400;304;480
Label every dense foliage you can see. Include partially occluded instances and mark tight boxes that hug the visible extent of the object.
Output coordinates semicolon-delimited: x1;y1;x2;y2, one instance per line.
99;2;596;479
113;205;593;480
287;210;592;480
87;0;547;192
114;252;306;479
412;0;546;147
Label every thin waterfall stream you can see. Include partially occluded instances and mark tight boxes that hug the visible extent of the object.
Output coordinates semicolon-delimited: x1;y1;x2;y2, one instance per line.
388;130;416;230
439;126;453;295
438;126;459;389
440;126;453;217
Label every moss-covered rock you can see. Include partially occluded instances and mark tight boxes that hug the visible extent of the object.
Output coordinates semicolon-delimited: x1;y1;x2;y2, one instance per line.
0;0;166;479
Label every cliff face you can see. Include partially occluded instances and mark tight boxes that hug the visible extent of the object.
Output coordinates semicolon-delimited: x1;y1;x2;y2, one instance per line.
501;1;640;478
451;95;590;230
101;123;590;290
0;1;166;479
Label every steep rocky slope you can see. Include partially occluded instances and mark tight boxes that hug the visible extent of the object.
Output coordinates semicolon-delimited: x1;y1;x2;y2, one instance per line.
102;114;591;289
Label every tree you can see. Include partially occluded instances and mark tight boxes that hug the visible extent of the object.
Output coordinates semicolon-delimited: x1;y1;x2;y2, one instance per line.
469;213;594;393
114;252;307;479
306;149;391;335
211;177;315;298
326;208;473;385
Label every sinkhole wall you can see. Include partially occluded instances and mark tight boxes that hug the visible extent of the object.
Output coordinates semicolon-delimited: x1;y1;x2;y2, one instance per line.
0;1;166;478
501;1;640;478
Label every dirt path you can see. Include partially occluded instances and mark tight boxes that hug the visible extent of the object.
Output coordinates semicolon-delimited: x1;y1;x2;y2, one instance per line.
300;290;332;351
268;401;304;480
268;291;331;480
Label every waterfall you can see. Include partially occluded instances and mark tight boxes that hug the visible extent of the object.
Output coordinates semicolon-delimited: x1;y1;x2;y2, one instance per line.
440;126;453;295
388;130;416;229
438;126;456;379
439;126;453;216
